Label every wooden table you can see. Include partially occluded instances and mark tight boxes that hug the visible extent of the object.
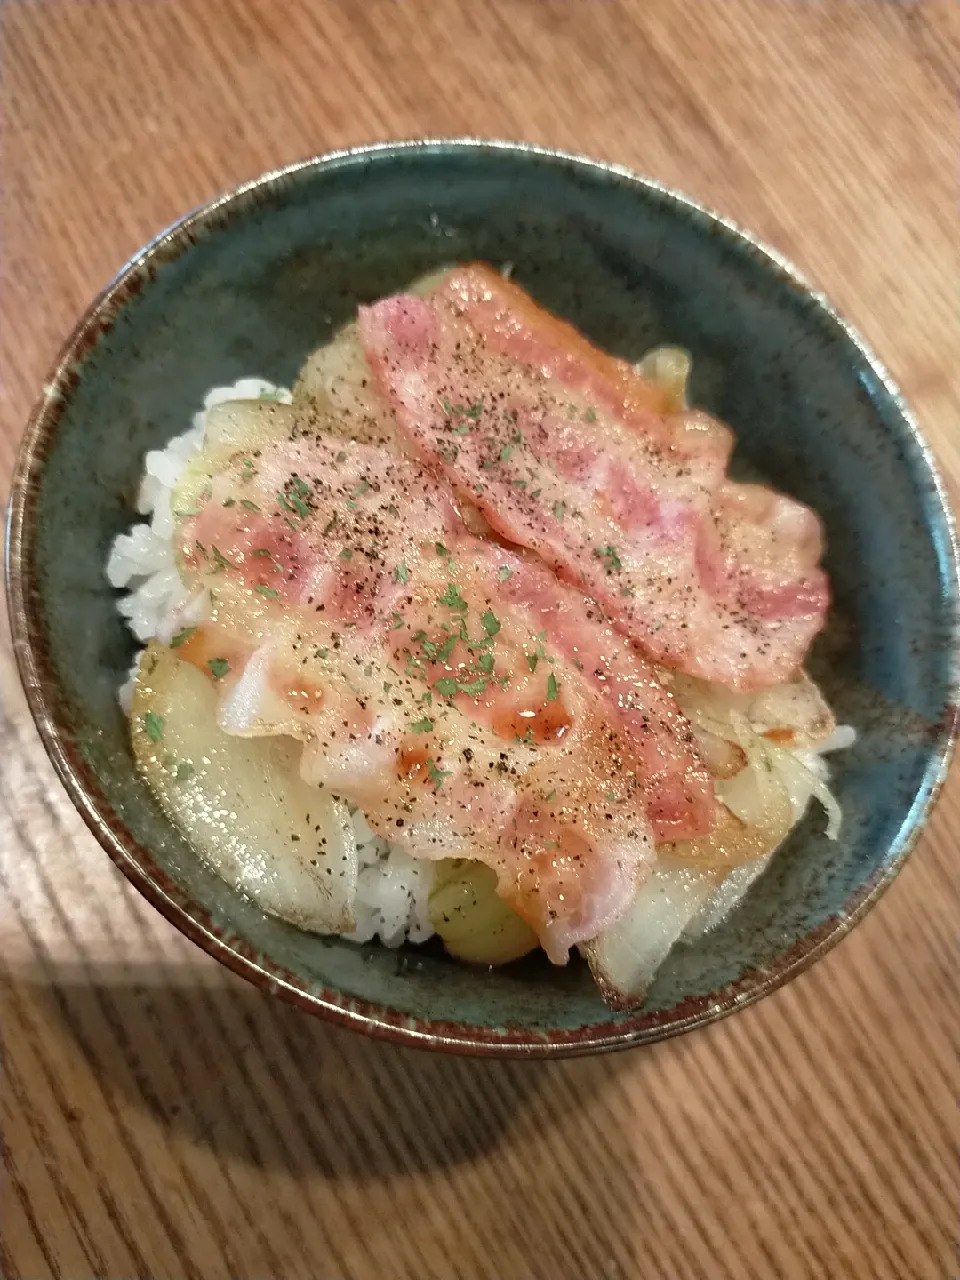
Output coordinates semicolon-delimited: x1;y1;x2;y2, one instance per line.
2;3;957;1277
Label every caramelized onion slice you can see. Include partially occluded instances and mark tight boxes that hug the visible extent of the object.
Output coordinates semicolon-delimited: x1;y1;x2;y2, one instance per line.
583;864;719;1009
171;401;296;525
681;856;773;942
634;346;692;412
668;668;836;750
132;640;357;933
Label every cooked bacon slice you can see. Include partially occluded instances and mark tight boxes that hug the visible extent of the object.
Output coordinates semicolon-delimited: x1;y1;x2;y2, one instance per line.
175;428;714;960
357;264;828;690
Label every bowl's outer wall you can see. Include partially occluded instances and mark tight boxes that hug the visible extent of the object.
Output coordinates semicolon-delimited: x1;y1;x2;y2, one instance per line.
15;145;958;1043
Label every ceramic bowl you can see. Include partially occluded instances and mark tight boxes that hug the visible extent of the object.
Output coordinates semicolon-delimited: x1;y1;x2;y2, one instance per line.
7;141;958;1056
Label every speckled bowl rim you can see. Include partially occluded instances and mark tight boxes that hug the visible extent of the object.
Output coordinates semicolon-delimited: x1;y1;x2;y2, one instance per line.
6;139;959;1057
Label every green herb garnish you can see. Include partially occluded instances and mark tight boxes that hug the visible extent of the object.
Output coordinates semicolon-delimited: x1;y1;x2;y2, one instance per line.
410;717;434;734
457;678;486;697
211;545;236;572
427;758;453;791
436;633;457;663
546;673;559;702
256;585;279;600
143;712;164;743
393;562;409;585
481;609;501;638
593;545;622;575
170;627;197;649
497;566;514;582
279;489;310;520
438;583;467;612
207;658;230;681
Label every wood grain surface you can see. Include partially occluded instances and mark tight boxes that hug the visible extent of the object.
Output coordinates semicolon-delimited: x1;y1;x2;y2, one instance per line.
1;2;957;1277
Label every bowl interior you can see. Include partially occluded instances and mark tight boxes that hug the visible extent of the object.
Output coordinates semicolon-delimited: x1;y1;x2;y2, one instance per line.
11;143;957;1050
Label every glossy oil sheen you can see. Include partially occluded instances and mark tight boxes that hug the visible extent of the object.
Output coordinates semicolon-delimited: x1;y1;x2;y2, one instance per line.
7;142;958;1054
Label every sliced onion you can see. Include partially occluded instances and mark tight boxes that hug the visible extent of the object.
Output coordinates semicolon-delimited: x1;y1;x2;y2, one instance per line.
216;642;300;738
749;673;835;747
681;855;773;941
293;323;400;448
664;802;791;870
132;642;357;933
634;346;692;412
692;725;748;779
170;402;295;524
583;864;719;1008
767;746;843;839
667;668;846;859
817;724;857;754
202;399;295;451
669;668;836;750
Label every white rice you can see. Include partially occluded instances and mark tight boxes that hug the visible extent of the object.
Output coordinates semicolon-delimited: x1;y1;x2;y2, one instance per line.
109;379;435;948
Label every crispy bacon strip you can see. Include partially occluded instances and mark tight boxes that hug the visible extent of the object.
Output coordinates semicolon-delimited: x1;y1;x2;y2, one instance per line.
357;264;828;690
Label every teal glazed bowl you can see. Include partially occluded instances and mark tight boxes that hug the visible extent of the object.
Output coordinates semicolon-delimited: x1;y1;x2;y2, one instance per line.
7;142;958;1056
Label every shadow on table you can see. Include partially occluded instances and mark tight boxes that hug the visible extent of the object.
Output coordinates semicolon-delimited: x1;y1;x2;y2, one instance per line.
17;965;643;1185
